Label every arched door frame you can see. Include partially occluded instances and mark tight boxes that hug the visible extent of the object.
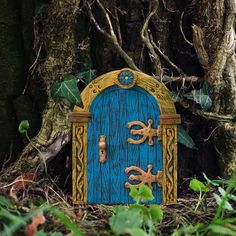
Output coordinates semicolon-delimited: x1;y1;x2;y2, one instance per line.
69;68;181;205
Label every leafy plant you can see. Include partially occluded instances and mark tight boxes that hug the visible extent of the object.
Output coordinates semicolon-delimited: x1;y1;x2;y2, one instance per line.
173;173;236;235
189;178;209;212
109;184;163;236
51;75;81;106
0;196;84;236
50;70;97;106
18;120;47;173
171;81;212;111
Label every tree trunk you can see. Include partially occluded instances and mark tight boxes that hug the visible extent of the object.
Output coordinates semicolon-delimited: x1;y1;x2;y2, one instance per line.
0;0;80;184
193;0;236;177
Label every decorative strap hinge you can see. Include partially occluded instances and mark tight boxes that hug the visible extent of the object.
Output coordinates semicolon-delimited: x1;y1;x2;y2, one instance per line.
127;119;161;146
125;164;163;189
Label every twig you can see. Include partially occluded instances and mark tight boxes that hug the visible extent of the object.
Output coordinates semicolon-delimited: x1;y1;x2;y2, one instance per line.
158;75;202;83
22;44;43;95
179;98;236;122
0;179;36;188
150;36;185;75
140;0;162;75
180;11;193;46
86;1;139;71
203;126;219;141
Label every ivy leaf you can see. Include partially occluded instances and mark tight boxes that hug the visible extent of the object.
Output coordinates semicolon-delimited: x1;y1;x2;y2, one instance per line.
149;205;163;222
18;120;29;134
75;70;97;85
184;82;212;111
177;125;196;149
51;75;81;106
169;91;180;103
189;179;209;193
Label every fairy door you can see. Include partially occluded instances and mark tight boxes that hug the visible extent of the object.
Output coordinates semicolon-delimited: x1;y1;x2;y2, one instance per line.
87;85;162;204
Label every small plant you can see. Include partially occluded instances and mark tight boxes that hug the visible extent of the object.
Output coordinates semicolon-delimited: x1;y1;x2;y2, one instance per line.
172;173;236;236
189;178;209;212
18;120;47;173
0;196;84;236
109;184;163;236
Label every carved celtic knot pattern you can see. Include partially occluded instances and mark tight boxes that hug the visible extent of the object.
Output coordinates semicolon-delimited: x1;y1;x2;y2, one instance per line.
74;125;86;203
162;124;177;205
165;128;175;202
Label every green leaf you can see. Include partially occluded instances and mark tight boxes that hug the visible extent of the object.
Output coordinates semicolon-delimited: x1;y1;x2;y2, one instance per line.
35;230;47;236
49;207;84;236
214;218;236;224
181;224;205;234
203;173;219;186
213;193;233;211
51;75;81;106
138;185;154;202
177;125;196;149
126;228;149;236
18;120;29;134
112;205;127;214
49;232;64;236
208;224;236;236
189;179;209;193
218;187;236;202
184;83;212;111
130;204;149;219
75;69;97;85
0;196;14;207
129;185;154;203
202;81;213;95
149;205;163;222
169;91;180;103
129;187;140;202
109;208;143;236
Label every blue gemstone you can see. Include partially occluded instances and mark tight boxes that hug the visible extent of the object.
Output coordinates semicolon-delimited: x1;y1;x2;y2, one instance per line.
118;71;134;85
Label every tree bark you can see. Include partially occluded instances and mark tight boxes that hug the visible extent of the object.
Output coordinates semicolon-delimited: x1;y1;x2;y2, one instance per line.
0;0;80;184
192;0;236;177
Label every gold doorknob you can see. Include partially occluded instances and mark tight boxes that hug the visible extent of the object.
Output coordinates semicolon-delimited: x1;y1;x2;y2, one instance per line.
98;135;107;163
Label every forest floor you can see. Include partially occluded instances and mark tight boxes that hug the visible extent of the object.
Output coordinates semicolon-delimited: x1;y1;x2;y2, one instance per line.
0;178;219;236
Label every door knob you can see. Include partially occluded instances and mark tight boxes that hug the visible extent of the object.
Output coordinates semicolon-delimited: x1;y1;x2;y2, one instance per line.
98;135;107;163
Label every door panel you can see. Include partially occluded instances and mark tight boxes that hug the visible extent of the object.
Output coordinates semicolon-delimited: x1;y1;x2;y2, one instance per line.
87;85;162;204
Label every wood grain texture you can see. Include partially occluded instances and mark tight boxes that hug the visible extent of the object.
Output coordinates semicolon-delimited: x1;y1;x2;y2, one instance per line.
87;86;162;204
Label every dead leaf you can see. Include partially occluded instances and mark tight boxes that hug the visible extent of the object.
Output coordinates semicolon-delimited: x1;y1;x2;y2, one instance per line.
9;172;36;200
25;213;46;236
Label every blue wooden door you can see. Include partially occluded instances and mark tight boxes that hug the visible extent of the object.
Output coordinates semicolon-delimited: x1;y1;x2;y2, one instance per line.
87;85;162;204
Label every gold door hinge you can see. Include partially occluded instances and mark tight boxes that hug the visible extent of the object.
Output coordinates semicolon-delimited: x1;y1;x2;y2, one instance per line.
127;119;161;145
125;164;162;189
